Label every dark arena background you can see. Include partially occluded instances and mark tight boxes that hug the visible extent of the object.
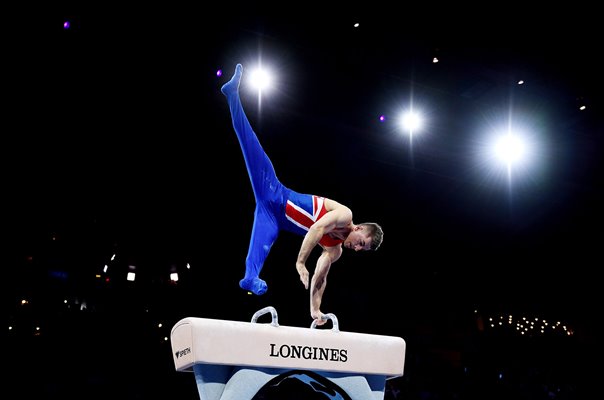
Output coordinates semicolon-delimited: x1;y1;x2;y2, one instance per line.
5;3;601;399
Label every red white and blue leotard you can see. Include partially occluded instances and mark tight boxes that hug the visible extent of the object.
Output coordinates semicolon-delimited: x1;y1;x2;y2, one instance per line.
221;64;342;295
285;194;344;247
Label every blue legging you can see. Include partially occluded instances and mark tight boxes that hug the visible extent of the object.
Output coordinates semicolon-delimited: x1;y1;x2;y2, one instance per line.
221;64;289;296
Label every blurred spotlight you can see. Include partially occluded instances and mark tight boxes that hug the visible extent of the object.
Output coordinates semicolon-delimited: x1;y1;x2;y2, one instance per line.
474;120;543;187
493;134;527;166
399;110;424;134
248;66;275;93
127;265;137;281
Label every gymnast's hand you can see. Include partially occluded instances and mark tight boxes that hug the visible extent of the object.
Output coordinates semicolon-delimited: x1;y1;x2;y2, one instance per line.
296;261;309;289
312;311;327;326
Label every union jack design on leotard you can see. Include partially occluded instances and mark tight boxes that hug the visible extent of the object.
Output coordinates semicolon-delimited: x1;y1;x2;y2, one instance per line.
285;195;326;230
285;195;343;247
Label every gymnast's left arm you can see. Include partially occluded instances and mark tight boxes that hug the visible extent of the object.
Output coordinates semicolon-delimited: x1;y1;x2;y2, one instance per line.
296;205;351;289
310;245;342;326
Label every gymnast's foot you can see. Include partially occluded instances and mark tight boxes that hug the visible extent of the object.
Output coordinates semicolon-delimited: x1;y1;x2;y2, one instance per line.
240;276;267;296
221;63;243;97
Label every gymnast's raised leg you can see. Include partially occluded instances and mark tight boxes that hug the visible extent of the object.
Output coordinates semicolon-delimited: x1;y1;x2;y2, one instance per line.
221;63;283;296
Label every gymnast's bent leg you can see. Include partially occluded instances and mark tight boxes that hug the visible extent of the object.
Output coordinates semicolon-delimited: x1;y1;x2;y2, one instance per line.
222;63;283;295
241;205;279;295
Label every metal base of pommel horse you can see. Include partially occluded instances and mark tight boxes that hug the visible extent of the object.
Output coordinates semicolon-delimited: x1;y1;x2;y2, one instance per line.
170;306;406;400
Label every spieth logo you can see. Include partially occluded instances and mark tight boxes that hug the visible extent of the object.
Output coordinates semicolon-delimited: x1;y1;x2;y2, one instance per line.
269;343;348;362
174;347;191;359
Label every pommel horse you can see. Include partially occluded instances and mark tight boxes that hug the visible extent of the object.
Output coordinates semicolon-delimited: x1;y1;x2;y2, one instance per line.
170;307;406;399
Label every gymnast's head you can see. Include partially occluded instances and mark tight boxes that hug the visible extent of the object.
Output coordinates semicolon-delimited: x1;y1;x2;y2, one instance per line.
344;222;383;251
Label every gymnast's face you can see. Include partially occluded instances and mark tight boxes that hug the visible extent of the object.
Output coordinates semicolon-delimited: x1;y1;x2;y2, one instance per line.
343;228;372;252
